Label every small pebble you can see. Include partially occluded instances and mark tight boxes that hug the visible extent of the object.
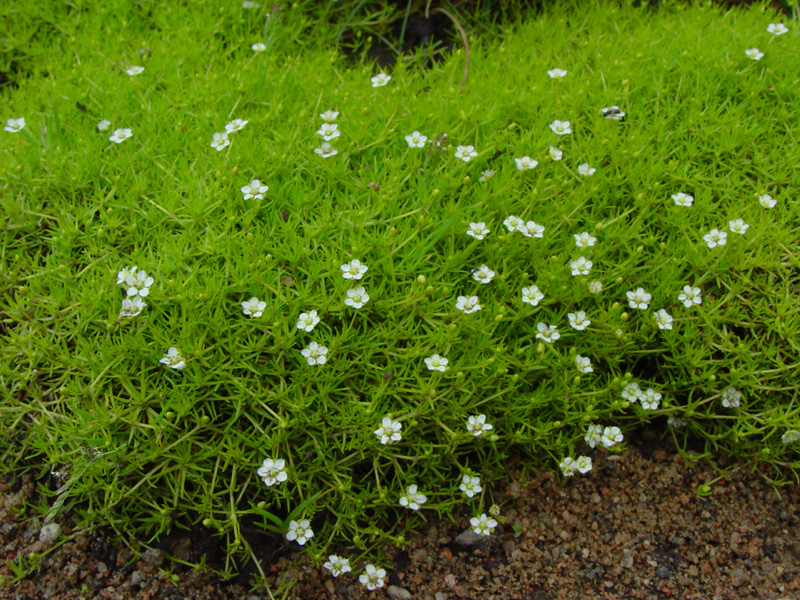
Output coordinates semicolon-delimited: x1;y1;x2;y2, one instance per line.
455;529;483;546
97;561;108;574
388;585;413;599
38;523;61;546
131;570;145;585
142;548;164;566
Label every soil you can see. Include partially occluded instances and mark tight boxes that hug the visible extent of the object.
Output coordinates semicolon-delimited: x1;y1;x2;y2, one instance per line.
1;433;798;600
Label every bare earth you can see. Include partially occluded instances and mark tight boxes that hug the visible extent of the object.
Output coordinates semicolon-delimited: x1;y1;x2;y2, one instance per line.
2;434;798;600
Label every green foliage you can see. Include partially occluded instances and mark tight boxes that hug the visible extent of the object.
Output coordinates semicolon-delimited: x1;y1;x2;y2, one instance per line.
1;0;799;585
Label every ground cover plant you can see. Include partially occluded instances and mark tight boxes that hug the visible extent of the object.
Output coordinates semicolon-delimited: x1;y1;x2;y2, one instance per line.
1;0;799;592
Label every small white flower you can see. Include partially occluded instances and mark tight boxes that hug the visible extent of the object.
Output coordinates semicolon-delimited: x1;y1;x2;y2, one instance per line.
703;229;727;248
767;22;789;35
454;145;478;162
242;297;266;318
116;265;138;285
210;132;229;151
466;222;490;240
758;194;777;208
640;388;661;410
241;179;268;200
559;456;577;476
296;310;320;332
549;120;572;135
601;426;623;448
257;458;287;486
109;128;132;144
728;219;749;234
314;141;337;158
518;221;545;238
405;131;428;148
359;565;387;590
721;386;742;408
323;555;351;577
577;163;596;177
601;106;625;120
251;42;267;52
344;286;370;309
535;322;559;343
626;287;652;310
119;296;146;318
479;169;496;182
653;308;673;330
319;110;339;122
459;474;482;498
466;414;493;437
521;285;544;306
286;519;313;545
575;455;593;474
667;415;687;429
584;425;604;449
125;270;154;297
570;256;593;276
575;354;593;374
470;513;498;537
745;48;764;61
588;280;603;294
568;311;591;331
671;192;694;207
4;117;25;133
340;259;368;280
515;156;538;170
781;430;800;444
547;68;567;79
301;341;328;366
678;285;702;308
160;347;186;370
424;354;449;372
125;66;144;76
574;232;597;248
371;72;391;87
621;382;642;403
548;146;563;160
472;265;495;284
374;416;402;444
399;484;427;510
503;215;524;232
97;119;111;132
316;123;340;141
225;119;248;133
455;295;481;314
242;0;260;8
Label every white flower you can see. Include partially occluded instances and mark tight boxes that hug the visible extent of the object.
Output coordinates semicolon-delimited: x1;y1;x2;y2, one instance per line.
241;0;260;8
399;484;427;510
459;474;482;498
371;72;391;87
515;156;538;170
588;280;603;294
242;297;266;318
547;68;567;79
577;163;596;177
584;425;603;449
296;310;320;332
758;194;777;208
454;145;477;162
257;458;287;486
125;270;154;297
125;66;144;76
626;287;651;310
570;256;593;276
479;169;496;182
667;415;687;429
548;146;563;160
316;123;340;141
470;513;498;537
728;219;749;234
559;456;577;476
535;322;559;343
160;347;186;370
285;520;313;545
549;120;571;135
678;285;702;308
4;117;25;133
225;119;248;133
301;341;328;366
210;132;229;151
241;179;268;200
344;286;370;309
575;455;593;474
424;354;449;372
466;414;493;437
314;141;337;158
621;382;642;403
721;386;742;408
703;228;727;248
109;128;132;144
567;311;591;331
518;221;545;238
119;296;146;318
521;285;544;306
251;42;267;52
405;131;428;148
653;308;673;330
503;215;524;232
640;388;661;410
359;565;387;590
671;192;694;207
319;110;339;122
781;430;800;444
323;555;351;577
455;295;481;314
466;222;490;240
116;265;138;285
574;232;597;248
374;416;402;444
340;259;368;280
745;48;764;61
601;106;625;120
575;354;593;374
767;22;788;35
601;426;623;448
472;265;495;284
97;119;111;132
